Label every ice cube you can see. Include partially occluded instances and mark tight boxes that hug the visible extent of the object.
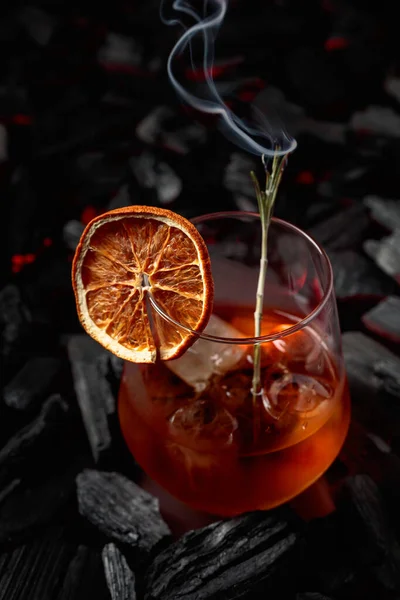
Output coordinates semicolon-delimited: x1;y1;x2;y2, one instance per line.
210;370;253;412
270;324;320;361
121;363;193;433
166;315;247;392
268;324;328;376
263;372;333;420
168;400;238;452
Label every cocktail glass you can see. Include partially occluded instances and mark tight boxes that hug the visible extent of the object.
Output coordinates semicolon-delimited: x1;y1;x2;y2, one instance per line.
118;211;350;518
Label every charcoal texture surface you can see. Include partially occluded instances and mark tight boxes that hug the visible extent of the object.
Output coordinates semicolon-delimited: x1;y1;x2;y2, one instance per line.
0;528;73;600
57;545;110;600
362;295;400;342
364;196;400;232
374;361;400;399
0;394;68;487
63;220;85;252
0;462;80;545
307;203;370;251
76;470;170;557
3;356;60;411
343;332;400;407
328;251;396;299
344;474;400;591
102;543;136;600
95;354;121;413
67;335;116;462
144;511;298;600
364;231;400;283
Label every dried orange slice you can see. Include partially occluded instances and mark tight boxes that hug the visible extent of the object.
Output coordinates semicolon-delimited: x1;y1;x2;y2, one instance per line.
72;205;214;363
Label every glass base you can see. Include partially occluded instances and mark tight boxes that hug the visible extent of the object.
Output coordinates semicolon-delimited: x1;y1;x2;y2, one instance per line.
141;471;337;538
140;473;218;538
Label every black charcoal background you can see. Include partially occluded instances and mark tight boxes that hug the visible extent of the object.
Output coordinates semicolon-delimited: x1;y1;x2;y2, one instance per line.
1;0;400;598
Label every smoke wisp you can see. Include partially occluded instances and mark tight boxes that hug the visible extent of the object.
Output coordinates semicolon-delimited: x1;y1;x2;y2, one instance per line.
161;0;297;157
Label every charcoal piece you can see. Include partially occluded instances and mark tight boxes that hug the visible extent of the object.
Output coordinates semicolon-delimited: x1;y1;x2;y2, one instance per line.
253;86;346;146
307;204;370;251
344;475;400;591
109;354;124;383
16;6;56;46
0;463;80;545
0;392;67;461
364;196;400;232
63;220;84;251
342;427;400;541
0;527;72;600
76;470;170;558
223;152;258;197
362;296;400;343
3;356;60;411
57;546;110;600
102;543;136;600
144;511;298;600
350;106;400;138
130;152;182;205
0;284;31;371
373;360;400;398
67;335;116;462
98;32;143;70
364;231;400;284
0;394;68;486
343;332;400;403
328;250;396;299
342;332;400;434
95;353;123;400
343;424;400;483
95;355;119;414
135;106;206;155
304;200;338;228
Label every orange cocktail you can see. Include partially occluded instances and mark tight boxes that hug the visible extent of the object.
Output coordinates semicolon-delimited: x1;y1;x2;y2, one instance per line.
119;304;350;515
118;213;350;515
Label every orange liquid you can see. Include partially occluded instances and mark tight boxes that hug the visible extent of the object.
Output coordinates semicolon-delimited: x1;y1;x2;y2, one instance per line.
118;307;350;516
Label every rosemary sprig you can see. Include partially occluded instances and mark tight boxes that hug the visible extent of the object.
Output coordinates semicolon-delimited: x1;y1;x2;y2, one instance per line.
250;150;288;440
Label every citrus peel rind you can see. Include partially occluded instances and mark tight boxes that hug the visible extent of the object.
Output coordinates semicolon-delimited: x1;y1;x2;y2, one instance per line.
72;205;214;363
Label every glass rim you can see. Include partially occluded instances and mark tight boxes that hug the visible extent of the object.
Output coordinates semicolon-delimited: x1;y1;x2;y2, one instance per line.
148;211;334;345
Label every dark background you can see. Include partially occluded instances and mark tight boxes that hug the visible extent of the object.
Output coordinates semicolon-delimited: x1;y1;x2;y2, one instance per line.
1;1;400;598
1;0;400;296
